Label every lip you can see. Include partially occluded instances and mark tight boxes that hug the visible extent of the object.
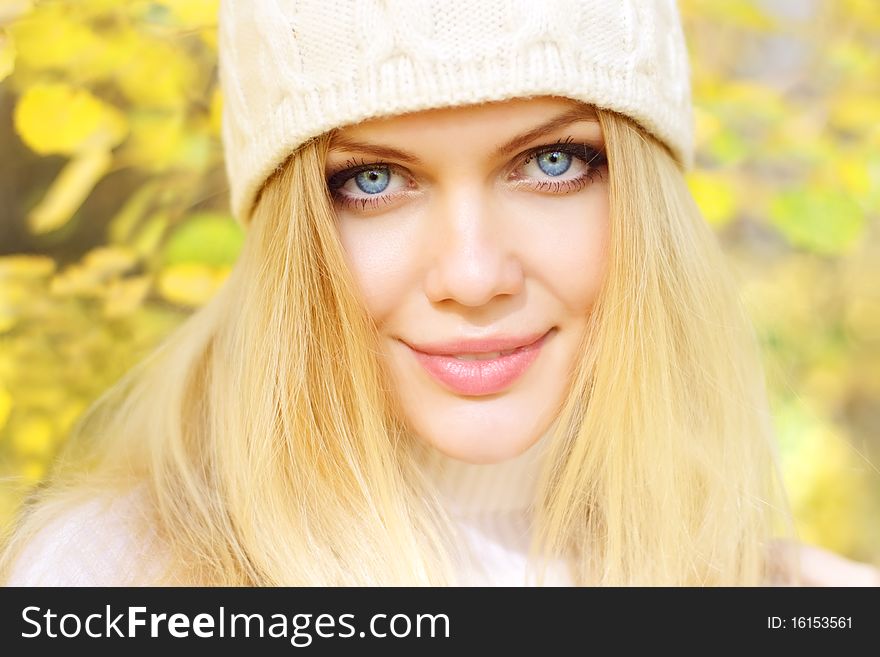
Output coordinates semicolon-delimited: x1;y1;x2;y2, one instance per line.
403;329;553;396
406;330;550;356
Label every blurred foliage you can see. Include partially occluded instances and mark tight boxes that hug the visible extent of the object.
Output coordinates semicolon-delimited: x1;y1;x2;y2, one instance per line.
0;0;878;564
680;0;880;561
0;0;237;526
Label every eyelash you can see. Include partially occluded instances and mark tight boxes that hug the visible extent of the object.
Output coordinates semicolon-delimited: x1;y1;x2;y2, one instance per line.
325;138;608;212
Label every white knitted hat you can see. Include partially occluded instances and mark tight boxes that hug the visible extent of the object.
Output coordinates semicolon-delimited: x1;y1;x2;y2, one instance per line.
218;0;693;226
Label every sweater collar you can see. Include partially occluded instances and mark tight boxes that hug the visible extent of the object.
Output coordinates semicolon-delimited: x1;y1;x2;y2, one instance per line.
418;423;556;516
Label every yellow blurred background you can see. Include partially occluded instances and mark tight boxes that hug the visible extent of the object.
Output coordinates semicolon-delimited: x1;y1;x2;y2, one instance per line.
0;1;878;563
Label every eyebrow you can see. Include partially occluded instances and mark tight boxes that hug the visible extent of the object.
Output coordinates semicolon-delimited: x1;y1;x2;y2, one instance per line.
326;106;600;166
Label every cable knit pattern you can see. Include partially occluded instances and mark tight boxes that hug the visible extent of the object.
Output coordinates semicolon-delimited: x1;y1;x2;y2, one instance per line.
218;0;694;225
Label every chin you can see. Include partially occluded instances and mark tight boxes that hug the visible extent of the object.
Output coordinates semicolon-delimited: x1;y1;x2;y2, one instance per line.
413;411;552;464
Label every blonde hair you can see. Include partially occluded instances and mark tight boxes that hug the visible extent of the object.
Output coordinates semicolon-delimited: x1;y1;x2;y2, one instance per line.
0;107;797;586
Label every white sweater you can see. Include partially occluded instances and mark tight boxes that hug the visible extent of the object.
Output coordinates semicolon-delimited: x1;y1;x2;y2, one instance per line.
4;433;568;586
6;445;877;586
4;488;169;586
420;430;574;586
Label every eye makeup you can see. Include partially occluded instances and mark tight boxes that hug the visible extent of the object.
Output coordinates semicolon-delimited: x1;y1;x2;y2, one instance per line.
325;138;607;212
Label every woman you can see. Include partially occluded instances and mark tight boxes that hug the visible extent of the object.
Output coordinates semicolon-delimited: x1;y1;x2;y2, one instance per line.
2;0;877;586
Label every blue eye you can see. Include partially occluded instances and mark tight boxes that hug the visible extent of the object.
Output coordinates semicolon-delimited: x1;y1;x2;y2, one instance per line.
536;151;572;176
327;137;608;212
354;168;391;194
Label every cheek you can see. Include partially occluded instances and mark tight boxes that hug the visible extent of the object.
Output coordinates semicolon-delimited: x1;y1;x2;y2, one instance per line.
516;190;609;316
335;216;420;326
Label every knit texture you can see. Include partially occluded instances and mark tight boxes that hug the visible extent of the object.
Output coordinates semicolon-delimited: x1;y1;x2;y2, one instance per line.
4;487;170;586
420;427;575;585
218;0;694;226
6;477;879;585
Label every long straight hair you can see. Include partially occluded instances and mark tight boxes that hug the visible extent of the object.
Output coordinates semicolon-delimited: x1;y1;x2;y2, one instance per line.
0;107;796;585
532;110;795;585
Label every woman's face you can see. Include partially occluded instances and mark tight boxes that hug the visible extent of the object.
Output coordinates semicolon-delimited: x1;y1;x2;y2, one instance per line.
327;97;609;464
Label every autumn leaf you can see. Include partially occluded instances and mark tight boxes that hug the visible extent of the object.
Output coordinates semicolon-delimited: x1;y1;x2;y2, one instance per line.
0;255;56;279
208;86;223;137
104;275;152;318
9;3;101;73
0;29;14;82
157;262;230;307
115;38;197;108
770;187;866;255
166;0;219;29
161;212;243;267
27;149;112;234
108;182;161;244
687;170;737;227
13;82;127;156
81;245;139;278
131;212;170;259
0;387;12;432
120;109;187;171
11;414;54;458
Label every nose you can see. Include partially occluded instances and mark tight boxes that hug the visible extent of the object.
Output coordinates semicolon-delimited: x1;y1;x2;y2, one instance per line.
423;186;524;307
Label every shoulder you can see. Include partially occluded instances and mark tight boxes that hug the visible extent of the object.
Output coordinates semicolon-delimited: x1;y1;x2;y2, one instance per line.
4;486;171;586
767;539;880;587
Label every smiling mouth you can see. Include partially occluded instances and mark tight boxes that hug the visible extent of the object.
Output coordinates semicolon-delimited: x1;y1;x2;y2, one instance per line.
404;329;554;396
405;329;550;357
454;347;521;360
450;345;530;360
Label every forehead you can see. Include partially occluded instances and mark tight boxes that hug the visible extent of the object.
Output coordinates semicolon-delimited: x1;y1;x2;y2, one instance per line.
329;96;599;145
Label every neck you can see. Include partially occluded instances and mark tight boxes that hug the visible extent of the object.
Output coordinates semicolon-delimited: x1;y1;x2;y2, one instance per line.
419;425;556;517
415;423;574;585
